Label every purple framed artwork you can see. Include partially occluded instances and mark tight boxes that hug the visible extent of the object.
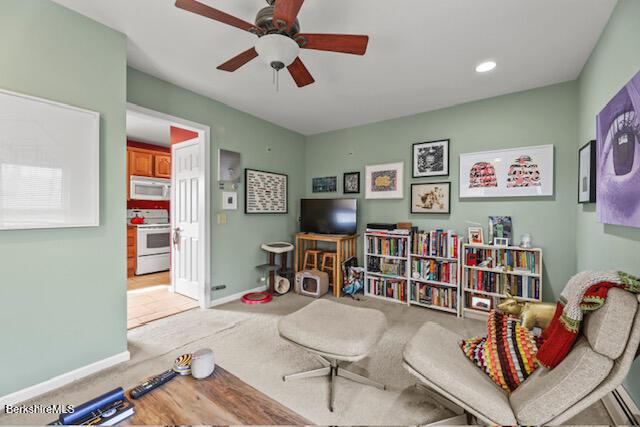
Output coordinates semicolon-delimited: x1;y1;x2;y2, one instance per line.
596;70;640;228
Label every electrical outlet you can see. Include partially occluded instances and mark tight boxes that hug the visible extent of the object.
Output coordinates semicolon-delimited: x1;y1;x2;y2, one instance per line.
212;285;227;291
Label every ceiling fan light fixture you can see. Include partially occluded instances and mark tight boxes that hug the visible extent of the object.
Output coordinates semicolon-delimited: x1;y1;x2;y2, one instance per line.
255;34;300;70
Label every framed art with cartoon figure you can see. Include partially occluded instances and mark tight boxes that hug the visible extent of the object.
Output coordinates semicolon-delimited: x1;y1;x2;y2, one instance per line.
597;70;640;228
411;182;451;214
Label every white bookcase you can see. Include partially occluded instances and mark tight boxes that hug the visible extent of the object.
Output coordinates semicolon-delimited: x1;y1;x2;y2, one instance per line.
461;243;543;319
364;229;461;317
364;230;411;304
408;230;462;316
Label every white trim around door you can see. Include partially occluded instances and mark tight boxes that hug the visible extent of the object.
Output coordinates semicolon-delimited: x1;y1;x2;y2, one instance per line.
127;103;212;309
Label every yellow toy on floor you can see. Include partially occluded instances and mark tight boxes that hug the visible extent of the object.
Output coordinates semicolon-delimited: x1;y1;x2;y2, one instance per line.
497;293;556;331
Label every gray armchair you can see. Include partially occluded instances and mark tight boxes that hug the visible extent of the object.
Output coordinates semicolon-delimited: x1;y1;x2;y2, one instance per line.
403;288;640;425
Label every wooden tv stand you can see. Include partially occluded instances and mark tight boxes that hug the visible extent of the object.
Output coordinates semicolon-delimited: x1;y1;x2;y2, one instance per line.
294;232;358;298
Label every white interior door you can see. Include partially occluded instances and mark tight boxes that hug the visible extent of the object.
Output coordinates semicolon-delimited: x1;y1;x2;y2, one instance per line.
171;137;204;301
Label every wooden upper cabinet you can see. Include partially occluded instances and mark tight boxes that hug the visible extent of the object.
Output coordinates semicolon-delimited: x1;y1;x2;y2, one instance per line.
129;150;154;177
154;154;171;178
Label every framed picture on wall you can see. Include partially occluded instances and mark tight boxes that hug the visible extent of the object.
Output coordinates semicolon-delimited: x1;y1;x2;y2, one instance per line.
312;176;337;193
343;171;360;194
365;162;404;199
459;145;554;198
597;69;640;228
410;182;451;214
413;139;449;178
245;169;288;214
578;140;597;204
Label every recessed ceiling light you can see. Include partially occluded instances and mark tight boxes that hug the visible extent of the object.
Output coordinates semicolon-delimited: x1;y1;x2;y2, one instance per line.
476;61;497;73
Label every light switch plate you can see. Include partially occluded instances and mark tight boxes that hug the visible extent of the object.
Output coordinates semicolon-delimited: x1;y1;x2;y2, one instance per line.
217;213;228;225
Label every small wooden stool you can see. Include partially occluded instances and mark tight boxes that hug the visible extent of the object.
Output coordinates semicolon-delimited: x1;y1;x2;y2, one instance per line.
321;252;337;282
303;249;322;270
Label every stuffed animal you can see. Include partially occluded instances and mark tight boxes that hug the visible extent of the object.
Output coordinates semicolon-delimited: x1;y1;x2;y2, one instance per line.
497;293;556;331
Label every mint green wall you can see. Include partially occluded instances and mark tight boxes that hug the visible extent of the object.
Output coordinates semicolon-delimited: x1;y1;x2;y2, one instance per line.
576;0;640;408
0;1;127;396
306;81;579;301
127;68;306;302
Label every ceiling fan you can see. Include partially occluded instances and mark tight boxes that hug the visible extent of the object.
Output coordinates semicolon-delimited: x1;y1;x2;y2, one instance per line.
175;0;370;88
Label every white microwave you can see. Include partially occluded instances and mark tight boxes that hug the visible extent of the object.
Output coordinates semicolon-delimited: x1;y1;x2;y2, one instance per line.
130;176;171;201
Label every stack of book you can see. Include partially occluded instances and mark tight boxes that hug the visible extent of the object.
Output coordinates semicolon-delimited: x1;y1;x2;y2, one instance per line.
411;284;457;310
412;229;459;259
366;234;408;257
411;258;458;284
367;276;406;302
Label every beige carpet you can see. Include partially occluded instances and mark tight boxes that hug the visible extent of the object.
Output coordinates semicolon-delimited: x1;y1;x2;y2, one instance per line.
1;293;612;425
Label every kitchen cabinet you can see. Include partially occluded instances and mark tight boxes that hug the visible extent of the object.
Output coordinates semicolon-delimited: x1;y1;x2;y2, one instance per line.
154;154;172;178
129;150;154;177
127;226;136;278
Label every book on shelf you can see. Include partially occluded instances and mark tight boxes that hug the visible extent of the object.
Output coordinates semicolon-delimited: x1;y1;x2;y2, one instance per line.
464;246;539;274
411;229;459;259
366;234;408;257
367;276;406;302
411;258;458;285
367;256;407;276
366;228;410;235
466;269;540;300
411;284;457;310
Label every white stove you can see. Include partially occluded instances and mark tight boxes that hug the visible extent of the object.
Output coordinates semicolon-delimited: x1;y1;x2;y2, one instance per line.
127;209;170;275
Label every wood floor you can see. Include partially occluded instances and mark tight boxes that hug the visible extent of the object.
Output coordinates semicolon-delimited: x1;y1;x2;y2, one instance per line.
123;367;309;425
127;272;198;329
127;271;171;291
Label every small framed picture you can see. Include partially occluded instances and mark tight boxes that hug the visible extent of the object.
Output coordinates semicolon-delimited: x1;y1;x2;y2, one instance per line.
365;162;404;199
343;172;360;194
222;191;238;210
578;140;597;204
411;182;451;214
312;176;337;193
489;216;513;245
494;237;509;247
413;139;449;178
468;227;484;245
471;295;492;311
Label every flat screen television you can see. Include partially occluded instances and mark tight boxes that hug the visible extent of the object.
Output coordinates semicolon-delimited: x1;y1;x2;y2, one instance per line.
300;198;358;235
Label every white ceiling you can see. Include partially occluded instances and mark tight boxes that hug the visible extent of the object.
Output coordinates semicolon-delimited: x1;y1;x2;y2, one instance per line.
126;111;171;146
53;0;616;135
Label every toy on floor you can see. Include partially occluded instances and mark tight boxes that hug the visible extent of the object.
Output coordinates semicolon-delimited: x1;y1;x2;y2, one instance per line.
342;257;365;299
247;242;294;303
241;291;273;304
295;270;329;298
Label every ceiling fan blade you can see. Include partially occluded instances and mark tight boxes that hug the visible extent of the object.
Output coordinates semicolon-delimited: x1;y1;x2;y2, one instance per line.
295;33;369;55
175;0;260;34
273;0;304;32
217;47;258;72
287;57;315;88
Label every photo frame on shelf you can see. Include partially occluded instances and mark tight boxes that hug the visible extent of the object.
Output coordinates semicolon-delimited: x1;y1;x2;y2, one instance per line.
410;182;451;214
471;295;492;312
245;169;288;214
489;216;513;245
459;145;554;198
365;162;404;199
468;227;484;245
343;171;360;194
578;140;597;204
412;139;450;178
312;176;337;193
494;237;509;247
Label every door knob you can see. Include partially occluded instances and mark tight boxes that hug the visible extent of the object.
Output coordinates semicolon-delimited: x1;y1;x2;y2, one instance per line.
173;227;181;247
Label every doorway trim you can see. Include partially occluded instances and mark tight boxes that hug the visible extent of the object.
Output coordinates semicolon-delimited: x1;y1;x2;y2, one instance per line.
127;102;212;309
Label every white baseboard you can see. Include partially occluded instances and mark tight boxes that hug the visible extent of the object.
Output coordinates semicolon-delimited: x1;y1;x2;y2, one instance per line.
209;285;267;308
0;351;130;409
602;385;640;425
